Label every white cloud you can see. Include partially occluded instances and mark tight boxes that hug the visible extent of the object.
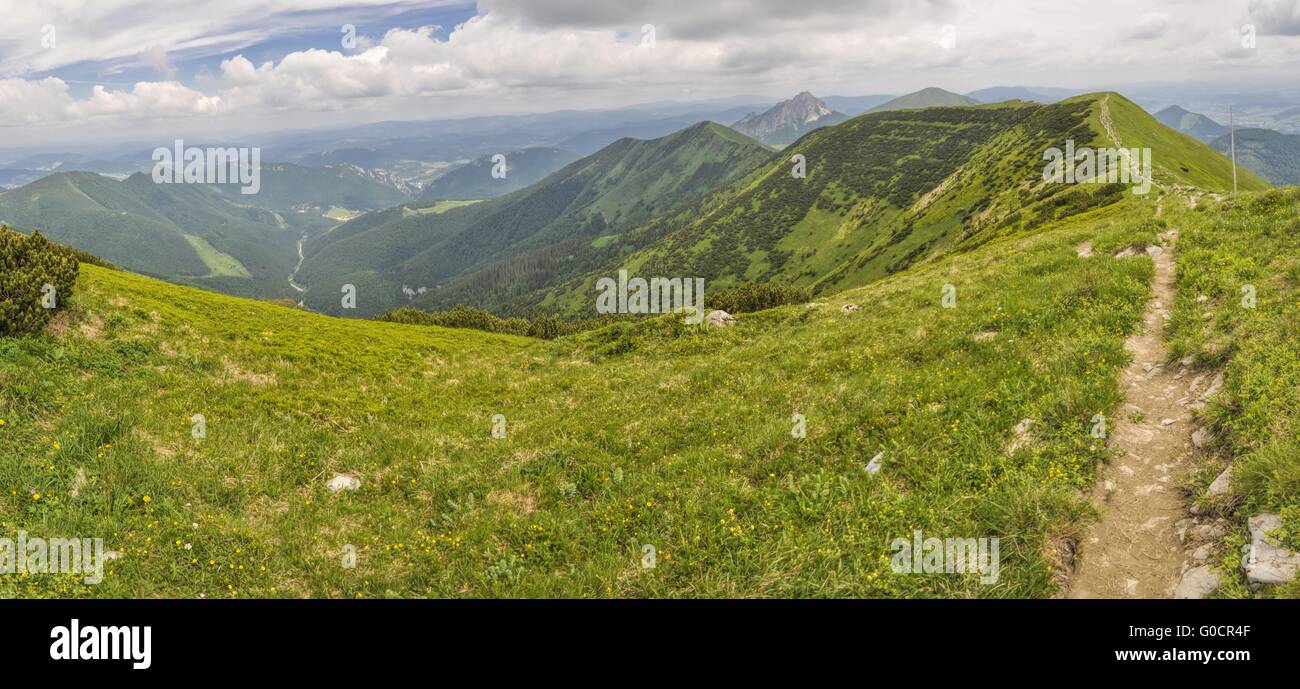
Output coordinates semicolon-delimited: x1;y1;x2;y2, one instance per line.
0;0;439;77
1248;0;1300;35
141;45;177;79
0;0;1297;135
0;77;74;126
0;76;222;126
71;81;223;118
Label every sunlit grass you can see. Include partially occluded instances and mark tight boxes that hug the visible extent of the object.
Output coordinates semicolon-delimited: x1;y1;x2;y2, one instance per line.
1;201;1158;598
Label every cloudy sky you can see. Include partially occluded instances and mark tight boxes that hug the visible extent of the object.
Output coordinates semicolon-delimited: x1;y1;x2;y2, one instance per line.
1;0;1298;146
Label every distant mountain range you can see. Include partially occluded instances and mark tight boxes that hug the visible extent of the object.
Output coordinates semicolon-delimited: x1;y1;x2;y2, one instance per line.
0;152;143;189
867;87;981;113
297;122;772;316
7;86;1277;319
1153;105;1230;143
1149;105;1300;183
0;163;414;298
1211;128;1300;185
498;92;1263;317
731;92;848;145
263;101;774;172
821;94;894;115
289;90;1261;320
965;86;1079;103
420;147;582;200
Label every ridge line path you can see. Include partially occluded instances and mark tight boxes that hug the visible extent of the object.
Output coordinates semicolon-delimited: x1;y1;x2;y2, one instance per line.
1098;93;1164;196
1067;230;1201;598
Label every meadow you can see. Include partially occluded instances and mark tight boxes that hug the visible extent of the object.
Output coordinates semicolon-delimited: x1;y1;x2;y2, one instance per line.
1164;188;1300;598
0;198;1163;598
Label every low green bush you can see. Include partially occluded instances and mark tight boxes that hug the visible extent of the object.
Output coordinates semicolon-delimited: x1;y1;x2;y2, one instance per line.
0;226;80;335
377;305;620;339
706;283;812;314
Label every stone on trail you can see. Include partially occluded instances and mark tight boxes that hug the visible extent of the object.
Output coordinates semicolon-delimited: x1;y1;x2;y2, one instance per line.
1200;372;1224;401
1006;418;1034;453
704;309;736;327
1206;466;1234;497
864;451;883;475
1243;513;1300;586
1190;523;1226;541
70;467;87;498
327;474;361;492
1173;565;1219;599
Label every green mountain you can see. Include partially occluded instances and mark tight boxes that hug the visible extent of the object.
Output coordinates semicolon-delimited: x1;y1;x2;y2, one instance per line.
0;163;414;301
0;171;301;299
211;162;412;211
510;92;1266;316
419;147;582;200
1211;128;1300;185
297;122;773;316
1153;105;1229;143
866;87;981;113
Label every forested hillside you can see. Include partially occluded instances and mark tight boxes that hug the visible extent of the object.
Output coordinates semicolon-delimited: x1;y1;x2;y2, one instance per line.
297;122;772;316
500;93;1267;317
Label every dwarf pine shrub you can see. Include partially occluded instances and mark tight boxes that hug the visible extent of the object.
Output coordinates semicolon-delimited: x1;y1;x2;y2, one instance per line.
0;226;80;335
706;283;812;314
378;305;621;339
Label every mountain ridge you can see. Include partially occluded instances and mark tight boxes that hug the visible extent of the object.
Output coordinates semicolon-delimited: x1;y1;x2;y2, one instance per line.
298;121;773;316
495;91;1266;317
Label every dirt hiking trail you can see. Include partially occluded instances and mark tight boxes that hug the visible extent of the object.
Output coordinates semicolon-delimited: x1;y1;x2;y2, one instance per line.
1067;231;1203;598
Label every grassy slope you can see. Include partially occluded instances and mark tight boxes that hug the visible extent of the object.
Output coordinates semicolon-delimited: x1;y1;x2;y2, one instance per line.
1163;188;1300;598
526;93;1260;318
182;235;252;278
1092;93;1269;192
0;172;210;277
299;122;772;317
1;198;1157;598
530;98;1104;314
0;171;303;299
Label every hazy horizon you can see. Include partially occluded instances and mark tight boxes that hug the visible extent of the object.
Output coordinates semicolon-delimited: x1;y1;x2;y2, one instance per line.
3;0;1299;147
